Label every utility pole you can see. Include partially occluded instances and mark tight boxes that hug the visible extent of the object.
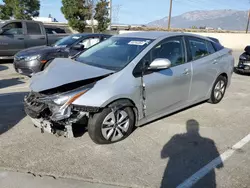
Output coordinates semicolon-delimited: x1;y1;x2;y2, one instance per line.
246;10;250;33
90;0;95;33
107;0;112;30
86;0;95;33
168;0;173;31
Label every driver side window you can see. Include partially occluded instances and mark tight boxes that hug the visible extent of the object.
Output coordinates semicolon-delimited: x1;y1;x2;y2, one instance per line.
133;36;186;77
152;37;185;67
2;22;23;35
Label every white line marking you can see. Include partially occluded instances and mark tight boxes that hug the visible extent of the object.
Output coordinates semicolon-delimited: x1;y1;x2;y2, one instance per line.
177;133;250;188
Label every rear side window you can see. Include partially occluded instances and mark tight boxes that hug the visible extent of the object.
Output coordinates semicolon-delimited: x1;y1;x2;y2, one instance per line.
212;42;224;51
188;37;209;60
206;41;216;54
26;23;42;35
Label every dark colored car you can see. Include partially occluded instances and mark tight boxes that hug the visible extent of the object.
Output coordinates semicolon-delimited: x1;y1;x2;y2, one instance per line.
235;46;250;74
13;33;111;77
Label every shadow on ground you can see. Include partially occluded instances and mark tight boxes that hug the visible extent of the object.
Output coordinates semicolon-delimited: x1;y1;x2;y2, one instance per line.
0;65;8;72
0;59;13;64
0;92;27;135
160;119;223;188
0;78;25;89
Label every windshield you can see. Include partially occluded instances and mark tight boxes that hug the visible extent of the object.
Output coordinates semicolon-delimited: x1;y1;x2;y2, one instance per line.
54;35;82;47
76;37;153;71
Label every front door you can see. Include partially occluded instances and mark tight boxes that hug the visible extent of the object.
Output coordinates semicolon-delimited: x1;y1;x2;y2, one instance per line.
142;36;192;117
0;21;25;57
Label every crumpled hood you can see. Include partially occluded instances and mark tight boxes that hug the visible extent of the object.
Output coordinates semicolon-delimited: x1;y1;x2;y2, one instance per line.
16;45;66;57
30;58;115;92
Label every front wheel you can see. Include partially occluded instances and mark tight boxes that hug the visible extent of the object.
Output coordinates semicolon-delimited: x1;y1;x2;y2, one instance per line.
208;75;227;104
88;106;135;144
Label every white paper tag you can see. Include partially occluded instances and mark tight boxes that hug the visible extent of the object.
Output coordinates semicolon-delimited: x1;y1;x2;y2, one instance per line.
128;40;150;46
72;36;80;40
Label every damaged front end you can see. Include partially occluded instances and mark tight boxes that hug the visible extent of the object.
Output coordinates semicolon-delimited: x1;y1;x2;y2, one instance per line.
24;83;100;138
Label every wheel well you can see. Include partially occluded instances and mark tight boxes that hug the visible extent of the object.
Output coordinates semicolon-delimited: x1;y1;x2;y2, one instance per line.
106;98;139;124
220;73;228;81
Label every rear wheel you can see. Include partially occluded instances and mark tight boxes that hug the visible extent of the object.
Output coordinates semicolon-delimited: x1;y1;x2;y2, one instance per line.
208;75;227;104
88;106;135;144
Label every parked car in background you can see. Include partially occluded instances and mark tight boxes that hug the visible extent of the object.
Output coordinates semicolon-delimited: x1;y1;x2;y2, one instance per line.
0;20;69;60
24;32;234;144
235;45;250;74
14;33;111;77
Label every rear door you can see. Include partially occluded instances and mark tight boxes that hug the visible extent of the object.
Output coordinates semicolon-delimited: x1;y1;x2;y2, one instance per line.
186;36;220;102
24;22;47;48
0;21;25;57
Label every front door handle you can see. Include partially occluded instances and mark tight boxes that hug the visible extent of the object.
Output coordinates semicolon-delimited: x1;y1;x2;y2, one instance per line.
183;68;190;75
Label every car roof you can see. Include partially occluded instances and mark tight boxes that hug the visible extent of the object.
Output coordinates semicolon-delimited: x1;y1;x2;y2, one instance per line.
72;33;111;37
117;31;213;41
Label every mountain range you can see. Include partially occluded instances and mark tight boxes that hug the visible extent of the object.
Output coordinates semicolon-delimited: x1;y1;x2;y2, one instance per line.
148;9;249;30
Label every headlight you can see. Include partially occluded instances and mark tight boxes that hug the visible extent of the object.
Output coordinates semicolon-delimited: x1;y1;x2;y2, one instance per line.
53;96;70;105
25;55;40;61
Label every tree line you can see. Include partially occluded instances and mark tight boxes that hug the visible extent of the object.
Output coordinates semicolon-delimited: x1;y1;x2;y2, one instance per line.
0;0;110;32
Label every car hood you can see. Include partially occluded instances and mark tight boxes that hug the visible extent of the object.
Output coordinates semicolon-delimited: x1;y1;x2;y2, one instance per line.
30;58;115;92
16;45;66;57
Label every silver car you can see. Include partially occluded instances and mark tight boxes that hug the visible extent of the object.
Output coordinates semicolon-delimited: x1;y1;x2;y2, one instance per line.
24;32;234;144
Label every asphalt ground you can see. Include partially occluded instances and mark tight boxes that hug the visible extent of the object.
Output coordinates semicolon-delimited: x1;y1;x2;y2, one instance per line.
1;51;250;188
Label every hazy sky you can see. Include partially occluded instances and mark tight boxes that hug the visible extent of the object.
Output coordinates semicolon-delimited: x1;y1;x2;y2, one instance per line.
0;0;249;24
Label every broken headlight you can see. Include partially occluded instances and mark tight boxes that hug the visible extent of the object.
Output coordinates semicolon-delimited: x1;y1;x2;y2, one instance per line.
38;87;90;121
53;96;70;105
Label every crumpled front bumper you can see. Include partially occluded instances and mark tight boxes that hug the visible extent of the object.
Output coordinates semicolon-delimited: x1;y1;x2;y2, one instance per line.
24;92;96;138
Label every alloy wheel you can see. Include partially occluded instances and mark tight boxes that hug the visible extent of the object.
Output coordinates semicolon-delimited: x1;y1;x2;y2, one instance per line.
101;110;130;142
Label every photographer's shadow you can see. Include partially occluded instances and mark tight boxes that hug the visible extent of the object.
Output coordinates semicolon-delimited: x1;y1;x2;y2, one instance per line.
161;119;223;188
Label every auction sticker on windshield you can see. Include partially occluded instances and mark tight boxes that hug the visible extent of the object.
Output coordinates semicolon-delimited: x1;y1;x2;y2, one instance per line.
128;40;151;46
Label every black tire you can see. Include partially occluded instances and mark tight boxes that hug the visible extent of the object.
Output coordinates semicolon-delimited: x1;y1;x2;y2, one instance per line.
208;75;227;104
43;59;53;70
88;106;135;144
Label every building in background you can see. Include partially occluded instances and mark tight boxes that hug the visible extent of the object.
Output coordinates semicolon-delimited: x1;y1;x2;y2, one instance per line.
33;14;58;23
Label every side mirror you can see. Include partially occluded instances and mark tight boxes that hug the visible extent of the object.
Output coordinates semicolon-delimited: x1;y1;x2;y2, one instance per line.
72;44;85;51
148;58;171;70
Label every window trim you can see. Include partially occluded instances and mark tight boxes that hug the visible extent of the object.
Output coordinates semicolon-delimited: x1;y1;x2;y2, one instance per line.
186;36;212;62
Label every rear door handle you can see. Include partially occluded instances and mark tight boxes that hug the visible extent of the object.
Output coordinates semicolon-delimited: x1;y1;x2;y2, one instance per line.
213;59;218;64
183;68;190;75
39;37;45;40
